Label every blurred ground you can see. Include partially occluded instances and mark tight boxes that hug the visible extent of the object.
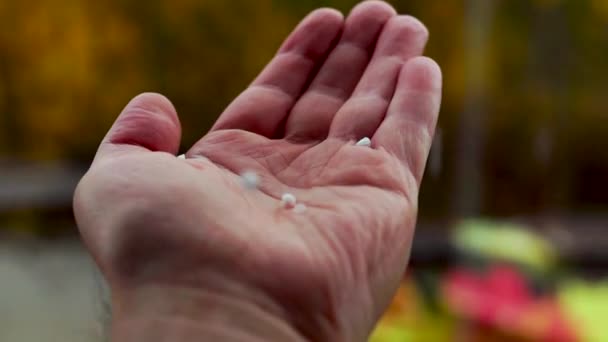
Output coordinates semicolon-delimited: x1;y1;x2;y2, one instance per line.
0;238;102;342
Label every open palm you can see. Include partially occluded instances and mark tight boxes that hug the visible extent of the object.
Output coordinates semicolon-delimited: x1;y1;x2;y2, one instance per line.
74;2;441;341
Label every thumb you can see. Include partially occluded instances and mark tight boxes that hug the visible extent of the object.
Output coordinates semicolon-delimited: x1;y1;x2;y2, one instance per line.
95;93;182;163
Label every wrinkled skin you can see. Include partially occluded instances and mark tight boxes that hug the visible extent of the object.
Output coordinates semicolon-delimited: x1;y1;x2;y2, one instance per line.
74;2;442;341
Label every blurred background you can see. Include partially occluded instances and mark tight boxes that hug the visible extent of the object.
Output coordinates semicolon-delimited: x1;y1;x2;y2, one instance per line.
0;0;607;341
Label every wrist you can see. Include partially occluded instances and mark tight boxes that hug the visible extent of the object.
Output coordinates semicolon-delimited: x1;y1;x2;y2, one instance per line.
109;278;321;342
110;284;309;342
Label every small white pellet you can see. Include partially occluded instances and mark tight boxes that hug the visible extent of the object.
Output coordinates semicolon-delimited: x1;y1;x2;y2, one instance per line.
356;137;372;147
177;154;186;160
293;203;307;214
240;171;260;190
281;193;297;209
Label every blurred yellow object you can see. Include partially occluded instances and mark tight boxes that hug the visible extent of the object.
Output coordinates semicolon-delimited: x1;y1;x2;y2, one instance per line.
453;219;556;271
370;324;413;342
558;280;608;342
371;279;453;342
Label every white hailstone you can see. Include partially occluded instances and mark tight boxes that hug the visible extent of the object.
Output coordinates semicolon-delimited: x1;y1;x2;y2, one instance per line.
281;193;297;209
356;137;372;147
240;171;260;190
177;154;187;160
293;203;307;214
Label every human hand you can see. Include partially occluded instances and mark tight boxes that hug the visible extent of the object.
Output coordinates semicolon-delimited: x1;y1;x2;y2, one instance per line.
74;1;441;341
